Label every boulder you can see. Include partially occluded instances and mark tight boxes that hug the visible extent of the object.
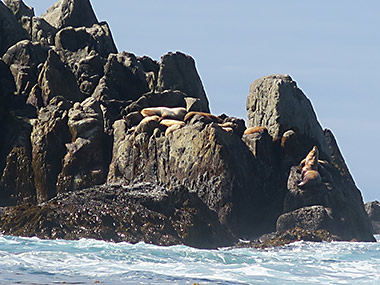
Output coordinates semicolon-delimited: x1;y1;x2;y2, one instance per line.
36;49;83;107
246;74;329;161
0;59;15;119
0;1;29;56
0;183;236;249
56;97;111;193
55;22;117;70
2;40;50;104
20;16;57;46
92;52;150;101
156;51;210;113
41;0;98;30
31;96;72;203
365;201;380;234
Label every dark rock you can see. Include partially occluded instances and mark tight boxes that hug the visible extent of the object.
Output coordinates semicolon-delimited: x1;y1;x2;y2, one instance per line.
0;183;236;249
41;0;98;30
0;59;15;119
19;16;57;46
31;96;72;203
0;117;35;206
56;97;111;193
246;74;329;160
365;201;380;234
0;2;29;56
2;40;50;104
93;52;150;101
3;0;34;19
37;49;83;106
55;22;117;71
108;119;281;238
123;90;188;115
156;51;210;113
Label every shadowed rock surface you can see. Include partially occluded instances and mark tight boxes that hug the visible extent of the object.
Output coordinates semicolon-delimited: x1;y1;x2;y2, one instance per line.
365;201;380;234
0;0;375;248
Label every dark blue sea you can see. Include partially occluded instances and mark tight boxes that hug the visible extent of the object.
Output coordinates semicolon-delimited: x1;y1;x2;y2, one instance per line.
0;235;379;284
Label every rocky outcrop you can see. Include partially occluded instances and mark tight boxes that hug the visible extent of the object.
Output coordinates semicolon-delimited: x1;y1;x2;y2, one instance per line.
0;0;375;248
31;97;71;203
0;1;29;56
41;0;98;30
0;183;236;249
57;97;111;193
157;52;210;113
365;201;380;234
3;0;34;20
246;74;329;161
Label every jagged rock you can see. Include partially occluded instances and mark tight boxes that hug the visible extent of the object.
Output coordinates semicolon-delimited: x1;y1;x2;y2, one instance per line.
0;117;35;206
0;59;15;118
2;40;50;105
56;97;111;193
20;16;57;46
365;201;380;234
246;74;329;161
108;119;282;238
0;183;236;249
55;23;117;70
156;51;210;113
3;0;34;19
277;131;375;242
31;96;72;203
36;49;83;107
0;1;29;56
93;52;150;101
41;0;98;30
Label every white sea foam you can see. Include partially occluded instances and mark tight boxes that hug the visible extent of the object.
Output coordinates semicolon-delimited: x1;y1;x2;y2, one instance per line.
0;235;379;284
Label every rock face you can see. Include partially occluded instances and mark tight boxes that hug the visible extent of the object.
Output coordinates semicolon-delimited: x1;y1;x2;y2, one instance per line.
0;0;375;248
0;1;29;56
0;183;236;249
365;201;380;234
246;75;329;160
41;0;98;30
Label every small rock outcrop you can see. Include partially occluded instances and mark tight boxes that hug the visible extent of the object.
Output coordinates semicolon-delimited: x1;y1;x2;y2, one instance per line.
246;74;329;161
365;201;380;234
41;0;98;30
3;0;34;20
0;1;29;56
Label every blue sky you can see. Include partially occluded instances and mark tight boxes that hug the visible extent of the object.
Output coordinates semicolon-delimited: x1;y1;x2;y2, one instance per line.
27;0;380;202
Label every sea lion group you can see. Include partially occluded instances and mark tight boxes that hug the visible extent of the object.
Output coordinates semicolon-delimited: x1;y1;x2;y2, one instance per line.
123;106;246;136
298;146;324;188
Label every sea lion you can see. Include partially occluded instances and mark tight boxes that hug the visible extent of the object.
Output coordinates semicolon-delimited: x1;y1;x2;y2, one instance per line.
218;122;237;129
123;111;143;128
141;107;187;120
160;119;185;128
298;170;321;188
281;130;296;148
134;115;161;134
184;111;223;124
243;126;267;135
165;123;183;136
222;127;233;133
301;146;319;175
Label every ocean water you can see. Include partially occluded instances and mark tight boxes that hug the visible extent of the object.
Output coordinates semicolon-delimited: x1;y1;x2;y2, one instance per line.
0;235;379;284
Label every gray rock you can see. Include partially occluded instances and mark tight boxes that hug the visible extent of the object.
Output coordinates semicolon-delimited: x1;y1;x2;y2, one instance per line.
92;52;150;101
41;0;98;30
0;1;30;55
3;0;34;19
31;96;72;203
56;97;111;193
246;74;329;160
0;59;15;119
365;201;380;234
2;40;50;100
20;16;57;46
157;51;210;113
37;49;83;106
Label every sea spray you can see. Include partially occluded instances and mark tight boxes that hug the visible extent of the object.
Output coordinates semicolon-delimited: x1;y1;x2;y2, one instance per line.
0;235;379;284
